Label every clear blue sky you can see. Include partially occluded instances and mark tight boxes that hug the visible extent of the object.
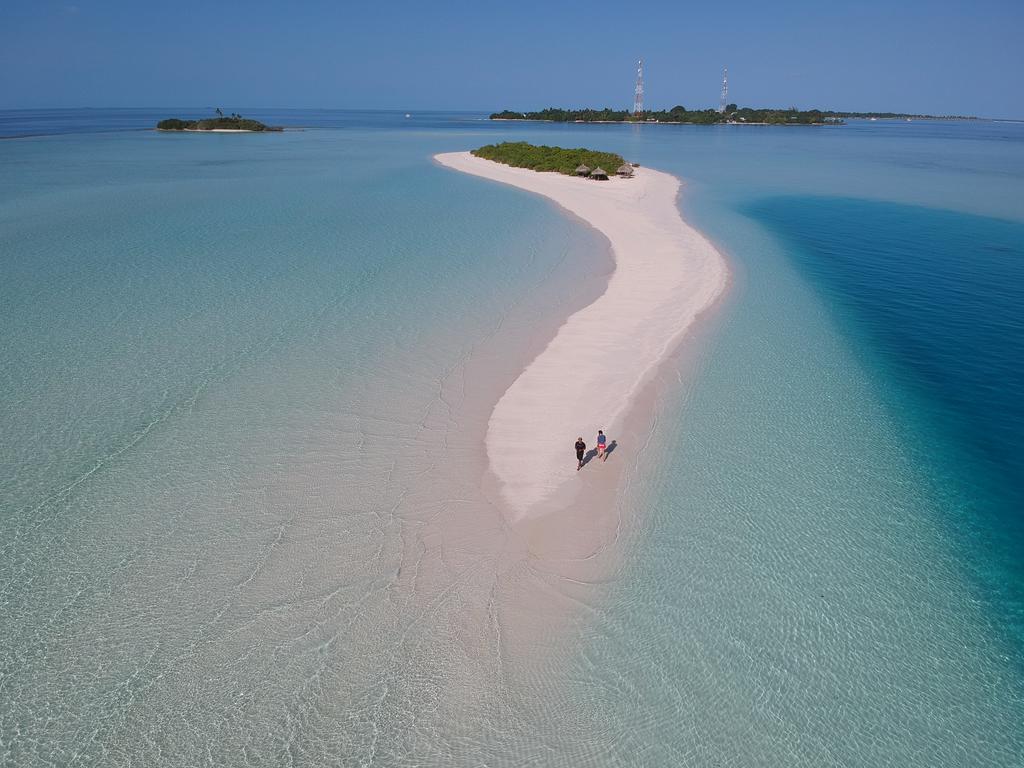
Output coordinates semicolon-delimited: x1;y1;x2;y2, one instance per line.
2;0;1022;117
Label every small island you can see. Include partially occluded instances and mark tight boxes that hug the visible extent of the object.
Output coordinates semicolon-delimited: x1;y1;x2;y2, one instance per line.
491;106;977;125
156;111;281;133
471;142;629;177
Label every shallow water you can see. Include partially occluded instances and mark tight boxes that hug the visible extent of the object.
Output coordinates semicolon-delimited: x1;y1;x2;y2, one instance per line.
2;110;1023;765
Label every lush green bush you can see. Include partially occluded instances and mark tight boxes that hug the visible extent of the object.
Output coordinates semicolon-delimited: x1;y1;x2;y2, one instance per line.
471;142;627;176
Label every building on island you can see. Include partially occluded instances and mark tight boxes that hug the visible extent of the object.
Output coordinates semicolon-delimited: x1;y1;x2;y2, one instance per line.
575;164;592;177
590;167;609;180
616;163;634;178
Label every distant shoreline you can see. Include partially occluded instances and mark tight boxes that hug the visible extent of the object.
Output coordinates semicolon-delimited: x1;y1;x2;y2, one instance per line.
490;107;978;125
490;118;842;126
489;117;978;125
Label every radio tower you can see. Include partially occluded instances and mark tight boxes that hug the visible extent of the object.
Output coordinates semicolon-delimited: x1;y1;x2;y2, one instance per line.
633;59;644;115
719;67;729;113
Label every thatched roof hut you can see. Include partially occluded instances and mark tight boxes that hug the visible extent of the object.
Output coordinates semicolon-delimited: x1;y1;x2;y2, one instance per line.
616;163;634;177
590;167;609;180
575;164;591;176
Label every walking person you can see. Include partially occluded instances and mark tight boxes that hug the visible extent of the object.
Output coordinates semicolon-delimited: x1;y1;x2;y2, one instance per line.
575;437;587;471
596;429;608;461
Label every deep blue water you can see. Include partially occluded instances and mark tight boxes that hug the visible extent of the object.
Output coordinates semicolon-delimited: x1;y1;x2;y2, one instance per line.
748;197;1024;624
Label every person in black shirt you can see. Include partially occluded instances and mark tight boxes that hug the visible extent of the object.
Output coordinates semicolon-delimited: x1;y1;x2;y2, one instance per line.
575;437;587;471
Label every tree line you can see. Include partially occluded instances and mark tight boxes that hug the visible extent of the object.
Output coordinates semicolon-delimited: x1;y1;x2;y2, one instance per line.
490;106;977;125
156;113;281;132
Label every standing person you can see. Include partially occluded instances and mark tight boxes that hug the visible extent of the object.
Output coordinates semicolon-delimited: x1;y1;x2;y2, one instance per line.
575;437;587;471
596;429;608;461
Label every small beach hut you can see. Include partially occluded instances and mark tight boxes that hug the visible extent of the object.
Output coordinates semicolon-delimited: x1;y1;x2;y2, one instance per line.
590;167;609;180
616;163;634;178
575;164;591;177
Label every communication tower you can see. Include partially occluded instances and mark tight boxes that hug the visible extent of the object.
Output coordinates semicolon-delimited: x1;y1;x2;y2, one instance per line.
719;67;729;113
633;59;644;115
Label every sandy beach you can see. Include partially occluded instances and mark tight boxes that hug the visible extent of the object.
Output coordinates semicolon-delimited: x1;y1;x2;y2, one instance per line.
435;151;729;520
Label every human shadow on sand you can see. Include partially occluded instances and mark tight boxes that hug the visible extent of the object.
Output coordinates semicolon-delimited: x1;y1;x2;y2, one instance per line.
580;448;599;468
580;440;617;469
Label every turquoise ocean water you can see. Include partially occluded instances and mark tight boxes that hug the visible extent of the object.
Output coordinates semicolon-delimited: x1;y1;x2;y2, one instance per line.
2;110;1023;765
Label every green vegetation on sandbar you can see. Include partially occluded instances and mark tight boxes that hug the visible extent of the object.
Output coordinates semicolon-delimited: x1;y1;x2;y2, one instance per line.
490;106;977;125
471;142;626;176
156;113;281;132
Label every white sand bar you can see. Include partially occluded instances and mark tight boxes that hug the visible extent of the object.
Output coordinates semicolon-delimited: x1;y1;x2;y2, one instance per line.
435;152;729;520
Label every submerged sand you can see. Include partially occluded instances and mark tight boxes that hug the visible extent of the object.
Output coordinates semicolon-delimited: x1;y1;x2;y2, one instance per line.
435;152;729;520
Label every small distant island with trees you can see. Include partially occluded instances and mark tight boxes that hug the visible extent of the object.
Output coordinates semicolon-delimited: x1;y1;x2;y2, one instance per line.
472;142;628;177
490;106;976;125
156;109;282;132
